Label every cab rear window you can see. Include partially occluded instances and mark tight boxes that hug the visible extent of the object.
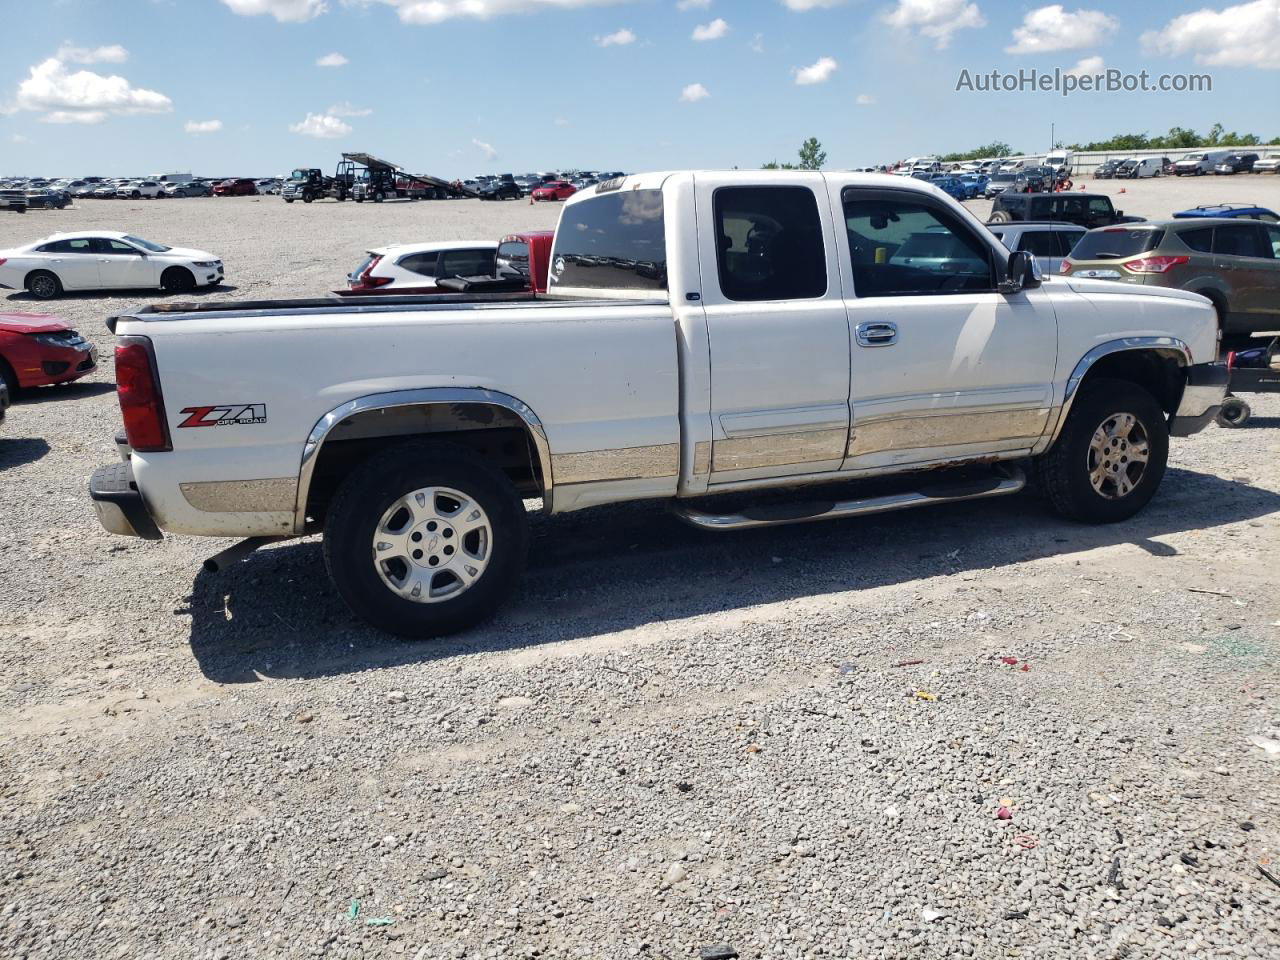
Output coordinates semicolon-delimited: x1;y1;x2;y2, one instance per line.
549;190;666;291
1070;228;1165;261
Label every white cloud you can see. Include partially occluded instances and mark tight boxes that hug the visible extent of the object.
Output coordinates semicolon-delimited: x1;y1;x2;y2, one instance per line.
692;17;728;40
327;100;373;116
315;51;348;67
289;112;352;138
595;27;636;46
221;0;327;22
1005;5;1117;54
680;82;710;101
43;110;107;124
856;92;877;104
1142;0;1280;69
750;32;765;52
375;1;641;25
185;119;223;133
677;0;711;9
781;0;849;9
555;116;571;126
883;0;986;49
10;133;29;143
794;55;838;84
56;44;128;64
1065;54;1105;76
472;137;498;160
13;57;172;121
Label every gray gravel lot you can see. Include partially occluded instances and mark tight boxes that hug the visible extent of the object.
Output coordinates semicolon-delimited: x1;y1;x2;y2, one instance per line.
2;183;1279;959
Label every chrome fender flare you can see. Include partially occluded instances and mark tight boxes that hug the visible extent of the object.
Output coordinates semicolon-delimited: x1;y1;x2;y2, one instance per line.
1036;336;1191;454
294;387;554;533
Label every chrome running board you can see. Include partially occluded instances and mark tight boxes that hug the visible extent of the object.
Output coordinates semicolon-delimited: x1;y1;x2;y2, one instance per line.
671;465;1026;532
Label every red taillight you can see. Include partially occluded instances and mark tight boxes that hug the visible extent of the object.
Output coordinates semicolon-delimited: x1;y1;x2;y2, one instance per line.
1059;259;1073;275
351;255;392;290
1123;255;1189;274
115;336;171;452
0;258;7;267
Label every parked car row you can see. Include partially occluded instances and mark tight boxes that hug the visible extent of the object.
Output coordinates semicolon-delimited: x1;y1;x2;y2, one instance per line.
473;170;624;201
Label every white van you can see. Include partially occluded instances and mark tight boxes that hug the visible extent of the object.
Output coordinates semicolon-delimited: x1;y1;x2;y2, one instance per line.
154;173;194;184
1045;151;1073;174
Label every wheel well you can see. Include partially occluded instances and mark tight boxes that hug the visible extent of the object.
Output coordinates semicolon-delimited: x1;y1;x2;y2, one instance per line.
1081;350;1186;415
1193;287;1226;322
162;265;193;279
24;268;55;287
302;402;546;528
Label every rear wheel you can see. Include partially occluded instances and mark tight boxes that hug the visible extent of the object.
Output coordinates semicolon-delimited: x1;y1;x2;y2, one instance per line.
988;210;1012;223
161;266;196;294
1036;378;1168;523
323;440;529;638
26;270;62;300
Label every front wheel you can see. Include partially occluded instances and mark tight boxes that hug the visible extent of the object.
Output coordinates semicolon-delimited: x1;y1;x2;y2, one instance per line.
1035;378;1169;523
323;440;529;638
161;266;196;294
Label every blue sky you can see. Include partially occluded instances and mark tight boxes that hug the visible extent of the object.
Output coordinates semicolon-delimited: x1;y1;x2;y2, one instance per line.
1;0;1276;177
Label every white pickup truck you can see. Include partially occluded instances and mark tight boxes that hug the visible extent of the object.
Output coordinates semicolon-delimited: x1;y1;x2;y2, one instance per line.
90;171;1227;637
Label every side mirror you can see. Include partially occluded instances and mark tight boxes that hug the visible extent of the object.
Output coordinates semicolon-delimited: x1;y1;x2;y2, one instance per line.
1116;210;1124;217
999;250;1041;294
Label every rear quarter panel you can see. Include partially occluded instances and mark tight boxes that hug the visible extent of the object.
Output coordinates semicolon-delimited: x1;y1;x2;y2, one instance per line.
125;301;679;535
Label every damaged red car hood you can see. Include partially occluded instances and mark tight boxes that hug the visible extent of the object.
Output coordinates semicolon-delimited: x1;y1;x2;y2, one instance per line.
0;312;70;335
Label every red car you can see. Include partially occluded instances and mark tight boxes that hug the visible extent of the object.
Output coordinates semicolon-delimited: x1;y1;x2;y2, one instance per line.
212;178;257;197
0;312;97;394
531;181;577;202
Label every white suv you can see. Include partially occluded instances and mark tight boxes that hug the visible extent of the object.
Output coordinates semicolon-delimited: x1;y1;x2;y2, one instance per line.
116;180;164;199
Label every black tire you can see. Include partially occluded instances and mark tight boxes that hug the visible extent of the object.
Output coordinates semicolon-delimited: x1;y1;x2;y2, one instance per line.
26;270;62;300
988;210;1012;223
303;192;314;203
1035;378;1169;523
323;440;529;638
1216;396;1251;428
161;267;196;294
0;356;19;397
131;190;140;198
284;198;294;204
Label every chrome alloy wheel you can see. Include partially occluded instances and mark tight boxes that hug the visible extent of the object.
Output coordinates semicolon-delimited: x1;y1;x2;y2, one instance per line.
372;487;492;603
1087;412;1150;500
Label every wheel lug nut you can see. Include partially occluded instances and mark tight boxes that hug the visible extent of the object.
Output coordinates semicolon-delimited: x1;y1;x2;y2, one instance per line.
412;549;423;560
411;532;422;543
444;545;454;556
429;556;439;567
443;529;453;539
427;522;437;532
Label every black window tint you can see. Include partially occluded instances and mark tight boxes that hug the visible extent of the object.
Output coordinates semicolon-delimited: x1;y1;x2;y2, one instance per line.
439;248;497;278
844;192;995;296
99;239;137;253
1264;224;1280;257
1213;224;1268;258
1016;231;1060;257
1054;231;1083;257
1070;228;1164;260
496;240;530;279
549;189;666;291
1179;227;1214;253
1029;198;1052;218
714;186;826;301
397;253;438;277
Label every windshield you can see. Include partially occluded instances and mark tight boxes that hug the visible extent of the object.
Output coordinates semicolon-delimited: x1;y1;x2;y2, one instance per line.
992;173;1015;182
123;235;172;253
1070;228;1164;261
549;189;667;292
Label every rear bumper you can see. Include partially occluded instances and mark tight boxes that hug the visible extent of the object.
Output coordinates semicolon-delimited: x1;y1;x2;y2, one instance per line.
89;462;162;540
1170;361;1229;437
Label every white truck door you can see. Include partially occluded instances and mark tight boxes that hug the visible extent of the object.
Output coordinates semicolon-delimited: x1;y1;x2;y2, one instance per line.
693;174;851;483
833;182;1058;471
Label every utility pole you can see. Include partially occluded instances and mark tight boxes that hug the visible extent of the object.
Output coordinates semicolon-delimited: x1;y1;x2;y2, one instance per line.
1050;122;1055;150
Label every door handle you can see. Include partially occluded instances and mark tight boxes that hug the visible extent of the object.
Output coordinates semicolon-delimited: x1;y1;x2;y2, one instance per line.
856;321;898;347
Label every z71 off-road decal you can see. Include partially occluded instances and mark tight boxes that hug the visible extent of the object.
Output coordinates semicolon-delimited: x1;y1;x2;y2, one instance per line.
177;404;268;428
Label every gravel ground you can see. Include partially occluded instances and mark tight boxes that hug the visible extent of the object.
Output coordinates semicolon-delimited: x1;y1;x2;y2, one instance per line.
2;183;1280;960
